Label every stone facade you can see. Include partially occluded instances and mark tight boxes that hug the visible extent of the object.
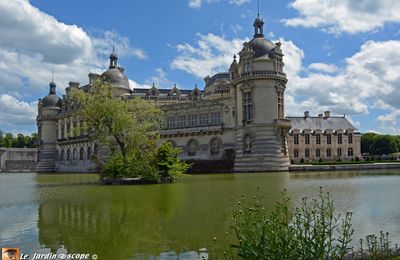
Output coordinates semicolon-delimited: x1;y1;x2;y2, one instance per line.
0;148;37;172
37;17;360;172
287;111;362;162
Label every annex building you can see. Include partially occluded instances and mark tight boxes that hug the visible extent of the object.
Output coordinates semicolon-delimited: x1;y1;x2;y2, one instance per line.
36;17;360;173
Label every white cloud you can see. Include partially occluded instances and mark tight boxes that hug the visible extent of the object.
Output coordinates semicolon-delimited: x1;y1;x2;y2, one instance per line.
129;80;151;90
91;30;147;60
308;63;338;73
171;33;247;78
283;0;400;34
0;94;37;128
146;68;176;88
188;0;249;9
228;0;250;5
0;0;146;132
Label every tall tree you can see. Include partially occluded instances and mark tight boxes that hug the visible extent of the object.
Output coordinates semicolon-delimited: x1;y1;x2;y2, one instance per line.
70;80;165;179
369;135;398;155
361;132;378;154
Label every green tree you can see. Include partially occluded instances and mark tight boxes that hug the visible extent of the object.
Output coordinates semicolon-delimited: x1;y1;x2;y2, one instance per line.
70;80;185;181
155;142;190;182
361;132;377;154
0;130;3;147
3;133;13;147
369;135;398;155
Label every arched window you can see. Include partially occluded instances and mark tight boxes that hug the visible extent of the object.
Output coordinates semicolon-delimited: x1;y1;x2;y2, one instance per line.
60;150;65;161
73;148;77;161
210;137;221;155
94;144;98;155
79;147;84;160
187;139;198;156
67;149;71;161
87;146;92;160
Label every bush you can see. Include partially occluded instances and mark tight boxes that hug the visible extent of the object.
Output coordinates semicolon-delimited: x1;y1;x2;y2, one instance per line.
291;159;294;164
222;188;400;259
225;188;353;259
355;157;360;161
154;142;190;182
319;158;323;163
300;158;305;163
366;157;370;161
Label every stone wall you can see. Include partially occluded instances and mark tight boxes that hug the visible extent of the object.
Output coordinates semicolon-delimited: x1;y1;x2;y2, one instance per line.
0;148;38;172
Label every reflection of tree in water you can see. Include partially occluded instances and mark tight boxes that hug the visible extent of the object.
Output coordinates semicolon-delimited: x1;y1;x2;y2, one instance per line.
36;173;289;258
37;183;186;259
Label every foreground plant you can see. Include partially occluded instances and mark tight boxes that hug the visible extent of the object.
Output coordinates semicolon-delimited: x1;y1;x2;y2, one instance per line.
221;188;399;260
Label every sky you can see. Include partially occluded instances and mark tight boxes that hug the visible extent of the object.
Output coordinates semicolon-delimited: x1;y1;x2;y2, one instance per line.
0;0;399;135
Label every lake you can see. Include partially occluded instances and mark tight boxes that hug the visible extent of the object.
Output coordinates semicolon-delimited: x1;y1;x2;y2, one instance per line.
1;170;400;259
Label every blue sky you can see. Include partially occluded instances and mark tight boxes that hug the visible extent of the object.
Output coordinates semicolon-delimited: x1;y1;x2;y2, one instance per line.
0;0;399;135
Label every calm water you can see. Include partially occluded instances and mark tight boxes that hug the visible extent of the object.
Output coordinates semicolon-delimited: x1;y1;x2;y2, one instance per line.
0;170;400;259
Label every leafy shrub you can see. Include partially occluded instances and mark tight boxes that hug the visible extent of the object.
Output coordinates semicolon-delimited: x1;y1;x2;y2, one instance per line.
300;158;305;163
221;188;400;259
319;158;323;163
154;142;190;182
225;188;353;259
355;157;360;161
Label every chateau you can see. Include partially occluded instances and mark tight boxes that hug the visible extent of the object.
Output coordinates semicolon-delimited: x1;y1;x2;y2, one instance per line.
36;17;360;173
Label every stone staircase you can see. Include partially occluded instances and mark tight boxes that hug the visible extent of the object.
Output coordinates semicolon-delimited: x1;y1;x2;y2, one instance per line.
36;158;56;172
36;149;56;172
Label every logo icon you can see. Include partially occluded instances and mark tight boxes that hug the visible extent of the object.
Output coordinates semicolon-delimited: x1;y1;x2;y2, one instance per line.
1;248;20;260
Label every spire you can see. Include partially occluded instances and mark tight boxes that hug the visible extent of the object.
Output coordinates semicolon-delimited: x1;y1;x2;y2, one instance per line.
253;0;264;38
49;68;56;94
49;80;56;95
109;39;118;69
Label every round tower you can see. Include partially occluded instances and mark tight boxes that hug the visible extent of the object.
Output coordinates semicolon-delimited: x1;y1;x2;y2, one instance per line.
230;16;291;171
36;80;61;172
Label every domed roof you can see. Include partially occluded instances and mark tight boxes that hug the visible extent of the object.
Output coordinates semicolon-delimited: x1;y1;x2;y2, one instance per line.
101;67;131;92
248;37;275;58
41;81;61;108
42;94;62;107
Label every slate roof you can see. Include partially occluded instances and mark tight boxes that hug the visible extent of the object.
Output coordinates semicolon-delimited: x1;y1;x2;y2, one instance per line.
287;116;357;132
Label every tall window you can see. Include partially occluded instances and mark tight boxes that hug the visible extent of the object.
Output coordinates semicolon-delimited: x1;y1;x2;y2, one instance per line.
199;113;209;126
210;112;221;125
243;58;251;73
305;148;310;158
337;133;343;144
337;148;342;157
79;147;84;160
316;149;320;158
187;139;198;156
61;150;65;161
176;115;186;128
294;133;299;145
243;91;253;123
188;114;197;127
327;134;332;145
348;133;353;144
166;116;175;129
277;91;284;119
294;149;299;158
327;148;331;157
305;134;310;145
348;148;353;156
87;146;92;160
67;149;71;161
316;134;321;145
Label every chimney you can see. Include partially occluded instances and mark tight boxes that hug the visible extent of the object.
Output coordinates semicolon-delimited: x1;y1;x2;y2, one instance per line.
324;111;331;118
69;81;80;88
88;73;100;84
304;111;309;118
